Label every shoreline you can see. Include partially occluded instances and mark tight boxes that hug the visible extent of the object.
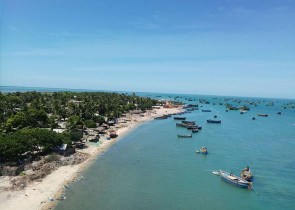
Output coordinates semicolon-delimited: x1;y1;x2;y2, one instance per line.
0;106;183;210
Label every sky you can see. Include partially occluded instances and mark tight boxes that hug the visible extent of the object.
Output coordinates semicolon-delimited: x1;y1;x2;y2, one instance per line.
1;0;295;98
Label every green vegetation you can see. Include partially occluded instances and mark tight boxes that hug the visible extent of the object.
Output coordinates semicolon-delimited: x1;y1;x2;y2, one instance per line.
0;128;70;161
0;91;157;162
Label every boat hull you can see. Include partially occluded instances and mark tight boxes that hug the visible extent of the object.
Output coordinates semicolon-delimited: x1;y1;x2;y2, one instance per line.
177;134;192;138
207;120;221;123
219;170;250;188
174;117;186;120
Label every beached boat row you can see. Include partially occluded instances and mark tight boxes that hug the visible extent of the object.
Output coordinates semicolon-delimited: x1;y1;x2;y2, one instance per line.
154;114;172;120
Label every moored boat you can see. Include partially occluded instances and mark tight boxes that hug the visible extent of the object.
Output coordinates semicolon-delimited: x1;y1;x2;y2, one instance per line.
207;119;221;123
182;120;196;125
240;166;253;181
154;116;168;120
174;116;186;120
200;147;208;155
202;109;212;112
219;170;251;188
257;114;268;117
240;110;247;114
192;128;199;133
177;134;192;138
176;123;187;127
186;125;198;130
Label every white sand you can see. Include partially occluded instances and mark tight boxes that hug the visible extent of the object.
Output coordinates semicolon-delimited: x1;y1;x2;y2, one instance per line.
0;107;182;210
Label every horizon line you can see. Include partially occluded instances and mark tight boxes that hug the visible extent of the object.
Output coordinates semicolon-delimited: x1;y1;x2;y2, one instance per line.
0;85;294;101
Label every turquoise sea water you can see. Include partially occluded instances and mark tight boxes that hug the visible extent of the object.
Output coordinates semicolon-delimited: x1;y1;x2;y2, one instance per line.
54;94;295;210
2;87;295;209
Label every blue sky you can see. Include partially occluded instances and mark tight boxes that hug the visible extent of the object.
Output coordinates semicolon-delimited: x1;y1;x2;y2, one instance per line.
1;0;295;98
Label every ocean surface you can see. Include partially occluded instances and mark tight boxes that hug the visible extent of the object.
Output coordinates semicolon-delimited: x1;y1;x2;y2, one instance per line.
2;86;295;210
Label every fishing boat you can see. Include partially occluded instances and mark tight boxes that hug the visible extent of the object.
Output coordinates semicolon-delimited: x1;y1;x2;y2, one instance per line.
195;147;207;154
186;125;198;130
176;123;187;127
154;116;168;120
240;166;253;181
192;128;199;133
177;134;192;138
207;119;221;123
200;147;208;155
219;170;251;188
202;110;212;112
182;120;196;125
257;114;268;117
174;116;186;120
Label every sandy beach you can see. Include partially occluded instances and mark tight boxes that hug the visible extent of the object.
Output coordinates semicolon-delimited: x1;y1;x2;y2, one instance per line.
0;106;182;210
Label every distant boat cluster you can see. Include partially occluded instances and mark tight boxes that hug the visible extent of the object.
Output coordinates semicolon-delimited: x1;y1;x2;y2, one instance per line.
151;94;291;191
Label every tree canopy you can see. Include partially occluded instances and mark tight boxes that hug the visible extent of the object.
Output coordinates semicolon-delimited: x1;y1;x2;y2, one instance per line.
0;91;157;161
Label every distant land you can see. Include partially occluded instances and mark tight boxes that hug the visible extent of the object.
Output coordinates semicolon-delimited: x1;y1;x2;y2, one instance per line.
1;86;294;101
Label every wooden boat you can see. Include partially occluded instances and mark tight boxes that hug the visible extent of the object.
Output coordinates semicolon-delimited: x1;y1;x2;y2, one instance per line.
277;112;282;115
257;114;268;117
186;125;198;130
174;116;186;120
252;117;256;120
197;126;202;130
195;147;207;154
182;120;196;125
240;166;253;181
154;116;168;120
219;170;251;188
207;119;221;123
200;147;208;155
176;123;187;127
109;132;118;138
240;110;247;114
202;110;212;112
192;128;199;133
177;134;192;138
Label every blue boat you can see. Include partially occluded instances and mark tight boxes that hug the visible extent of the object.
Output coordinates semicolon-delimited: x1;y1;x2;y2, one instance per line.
219;170;251;188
